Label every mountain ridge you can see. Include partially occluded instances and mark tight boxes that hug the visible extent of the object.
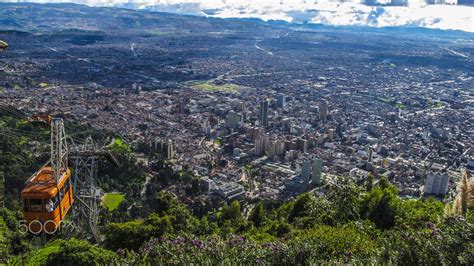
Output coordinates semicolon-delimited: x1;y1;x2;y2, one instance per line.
1;0;472;32
0;2;472;39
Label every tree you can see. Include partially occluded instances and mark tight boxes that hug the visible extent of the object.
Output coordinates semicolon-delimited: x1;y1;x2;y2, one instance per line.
267;220;292;237
366;173;374;191
46;239;117;266
220;201;242;224
290;224;378;264
289;193;314;222
369;192;397;230
104;220;152;251
164;202;199;233
397;198;443;229
150;191;178;214
438;217;474;265
326;176;361;223
361;183;399;230
249;202;266;227
145;213;174;236
380;229;440;265
378;177;390;190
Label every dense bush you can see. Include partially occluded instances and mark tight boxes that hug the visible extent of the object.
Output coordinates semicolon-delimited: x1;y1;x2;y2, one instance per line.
46;239;117;266
10;172;474;265
118;224;377;265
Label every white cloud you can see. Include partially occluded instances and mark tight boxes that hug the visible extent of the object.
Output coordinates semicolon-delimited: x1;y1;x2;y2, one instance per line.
2;0;473;32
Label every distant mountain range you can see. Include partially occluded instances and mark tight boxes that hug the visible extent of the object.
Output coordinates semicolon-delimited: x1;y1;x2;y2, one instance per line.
0;0;473;32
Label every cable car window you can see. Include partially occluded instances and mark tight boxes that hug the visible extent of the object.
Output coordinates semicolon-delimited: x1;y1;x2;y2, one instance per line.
54;195;60;209
23;199;30;212
60;180;70;198
30;199;43;212
64;180;70;193
45;199;54;213
45;196;59;213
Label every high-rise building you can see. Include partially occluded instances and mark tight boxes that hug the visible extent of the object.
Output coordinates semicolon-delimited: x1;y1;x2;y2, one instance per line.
132;83;141;94
240;102;247;120
166;140;174;160
202;117;211;134
248;127;261;140
296;138;308;153
254;137;265;156
319;101;328;122
267;141;277;158
177;98;188;114
439;175;450;195
263;134;270;152
424;173;450;195
311;158;323;185
298;157;323;188
281;118;291;132
301;160;311;182
260;100;269;128
277;94;286;108
225;111;242;130
432;175;442;195
327;128;335;142
154;139;174;160
368;148;373;162
160;140;174;160
202;117;209;128
275;141;286;156
424;174;434;194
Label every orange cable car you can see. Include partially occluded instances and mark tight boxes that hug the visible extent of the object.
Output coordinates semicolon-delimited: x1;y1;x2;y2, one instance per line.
21;166;74;233
30;114;53;125
21;116;72;234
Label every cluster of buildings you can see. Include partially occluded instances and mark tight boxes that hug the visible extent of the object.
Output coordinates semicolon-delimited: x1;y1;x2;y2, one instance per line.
150;139;175;160
2;20;472;203
202;176;245;201
3;71;473;202
424;173;450;195
285;156;323;193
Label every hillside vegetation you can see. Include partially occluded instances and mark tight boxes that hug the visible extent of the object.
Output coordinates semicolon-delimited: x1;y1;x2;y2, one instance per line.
1;114;473;265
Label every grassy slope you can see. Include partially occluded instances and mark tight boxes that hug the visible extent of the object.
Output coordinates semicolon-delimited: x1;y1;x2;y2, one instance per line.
102;193;125;212
191;81;240;93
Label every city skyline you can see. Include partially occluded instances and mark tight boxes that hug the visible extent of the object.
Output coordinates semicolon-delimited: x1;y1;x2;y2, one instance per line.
0;2;473;264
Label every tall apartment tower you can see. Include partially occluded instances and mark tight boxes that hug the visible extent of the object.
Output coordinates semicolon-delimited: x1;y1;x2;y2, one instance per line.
277;94;286;108
166;140;174;160
311;158;323;185
177;99;187;114
254;137;265;156
225;111;242;130
319;101;328;122
260;100;269;128
301;160;311;183
157;139;174;160
424;173;450;195
300;157;323;186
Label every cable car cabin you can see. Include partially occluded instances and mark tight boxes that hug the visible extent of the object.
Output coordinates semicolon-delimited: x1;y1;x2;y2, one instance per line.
21;167;73;233
30;114;52;125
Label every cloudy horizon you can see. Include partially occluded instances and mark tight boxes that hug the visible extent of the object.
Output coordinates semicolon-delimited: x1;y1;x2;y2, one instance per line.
1;0;473;32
